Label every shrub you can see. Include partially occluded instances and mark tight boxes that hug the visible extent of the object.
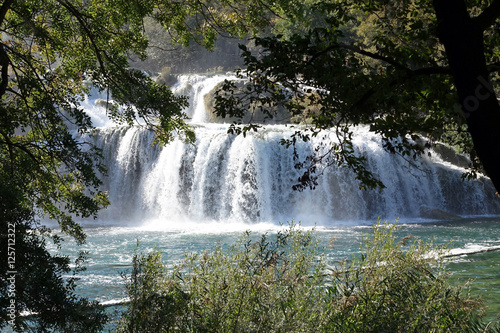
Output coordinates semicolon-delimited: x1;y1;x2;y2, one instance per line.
327;223;484;332
117;221;498;332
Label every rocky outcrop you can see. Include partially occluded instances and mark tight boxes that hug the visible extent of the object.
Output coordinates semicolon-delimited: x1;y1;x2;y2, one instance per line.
203;80;295;124
420;207;461;220
156;73;178;87
95;98;113;109
432;143;471;169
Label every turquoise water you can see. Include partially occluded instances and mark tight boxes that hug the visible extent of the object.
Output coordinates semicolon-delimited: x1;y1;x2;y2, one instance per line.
51;217;500;326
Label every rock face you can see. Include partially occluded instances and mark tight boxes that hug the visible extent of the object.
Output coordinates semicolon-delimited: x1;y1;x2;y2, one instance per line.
95;98;113;109
433;143;471;168
203;80;294;124
156;73;177;87
420;207;461;220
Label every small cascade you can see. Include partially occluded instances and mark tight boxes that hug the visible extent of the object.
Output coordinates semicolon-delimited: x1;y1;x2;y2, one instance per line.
172;74;237;123
85;74;500;225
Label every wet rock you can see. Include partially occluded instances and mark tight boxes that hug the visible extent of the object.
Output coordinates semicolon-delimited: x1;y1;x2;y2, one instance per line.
420;207;461;220
433;143;471;169
95;98;113;109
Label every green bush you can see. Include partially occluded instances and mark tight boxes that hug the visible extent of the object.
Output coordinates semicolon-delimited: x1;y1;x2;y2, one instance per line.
328;224;484;332
117;222;498;333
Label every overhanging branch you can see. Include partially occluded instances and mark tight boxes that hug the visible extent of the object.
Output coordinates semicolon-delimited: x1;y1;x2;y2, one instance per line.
307;43;410;72
307;43;451;77
0;44;9;102
56;0;106;73
487;61;500;74
350;65;451;113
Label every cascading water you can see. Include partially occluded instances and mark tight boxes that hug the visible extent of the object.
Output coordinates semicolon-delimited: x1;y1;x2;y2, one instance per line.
87;74;500;226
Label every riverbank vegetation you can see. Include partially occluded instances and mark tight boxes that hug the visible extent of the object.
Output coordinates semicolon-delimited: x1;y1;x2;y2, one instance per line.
117;222;499;332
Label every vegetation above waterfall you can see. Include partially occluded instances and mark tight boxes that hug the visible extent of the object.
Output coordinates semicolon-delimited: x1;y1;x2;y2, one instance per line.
118;222;497;332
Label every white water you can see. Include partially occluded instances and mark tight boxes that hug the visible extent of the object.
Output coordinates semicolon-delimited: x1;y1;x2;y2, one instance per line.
82;74;500;228
173;74;238;123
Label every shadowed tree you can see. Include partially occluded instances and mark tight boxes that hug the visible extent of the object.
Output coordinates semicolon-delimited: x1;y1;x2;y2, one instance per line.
434;0;500;191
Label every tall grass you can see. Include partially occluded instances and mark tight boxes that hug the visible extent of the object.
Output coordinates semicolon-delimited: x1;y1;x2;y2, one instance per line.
117;221;499;332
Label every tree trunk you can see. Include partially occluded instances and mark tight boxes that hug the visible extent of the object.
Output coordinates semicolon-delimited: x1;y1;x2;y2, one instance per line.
434;0;500;193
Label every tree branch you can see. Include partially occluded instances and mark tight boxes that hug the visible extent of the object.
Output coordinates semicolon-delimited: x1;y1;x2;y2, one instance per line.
56;0;106;73
307;43;410;72
308;42;455;78
0;43;10;103
350;66;451;113
411;66;451;76
306;42;452;112
487;60;500;74
473;0;500;31
0;0;15;27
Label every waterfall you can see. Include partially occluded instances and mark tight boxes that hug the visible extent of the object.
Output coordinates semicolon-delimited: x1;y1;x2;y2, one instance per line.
86;74;500;225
